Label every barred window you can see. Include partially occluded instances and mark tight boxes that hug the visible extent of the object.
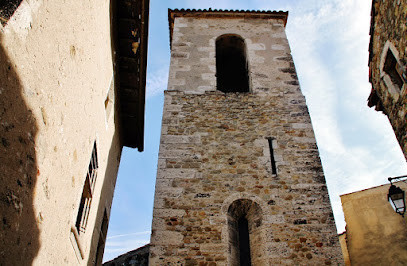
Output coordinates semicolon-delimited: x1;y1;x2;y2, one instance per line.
75;141;98;234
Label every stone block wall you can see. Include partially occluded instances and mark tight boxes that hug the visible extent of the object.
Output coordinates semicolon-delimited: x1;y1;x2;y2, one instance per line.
104;244;150;266
368;0;407;160
149;12;343;265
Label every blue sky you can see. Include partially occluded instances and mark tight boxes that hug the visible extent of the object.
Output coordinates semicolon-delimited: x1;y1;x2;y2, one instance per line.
103;0;407;262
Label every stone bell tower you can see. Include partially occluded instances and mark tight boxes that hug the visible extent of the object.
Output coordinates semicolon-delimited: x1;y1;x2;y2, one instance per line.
149;9;343;265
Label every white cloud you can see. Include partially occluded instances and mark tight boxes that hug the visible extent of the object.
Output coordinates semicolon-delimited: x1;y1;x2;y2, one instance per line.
103;231;151;262
278;0;407;233
146;67;169;99
107;230;151;240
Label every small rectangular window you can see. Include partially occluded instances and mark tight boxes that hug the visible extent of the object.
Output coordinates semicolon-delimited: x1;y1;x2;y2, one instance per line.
75;141;98;234
267;137;277;175
383;50;404;91
94;210;109;266
105;78;115;121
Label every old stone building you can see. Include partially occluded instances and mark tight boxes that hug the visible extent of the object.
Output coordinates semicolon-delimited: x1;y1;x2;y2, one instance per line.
340;181;407;265
104;244;150;265
0;0;148;265
149;9;343;265
367;0;407;160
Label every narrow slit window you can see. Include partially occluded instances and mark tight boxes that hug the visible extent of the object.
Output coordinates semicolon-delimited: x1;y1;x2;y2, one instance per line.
238;216;252;266
75;141;98;234
104;77;115;121
228;199;261;266
267;137;277;175
216;34;250;93
94;210;109;266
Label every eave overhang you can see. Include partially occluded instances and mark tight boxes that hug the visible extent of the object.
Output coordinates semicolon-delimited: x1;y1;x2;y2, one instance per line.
368;0;377;77
367;0;380;110
116;0;149;151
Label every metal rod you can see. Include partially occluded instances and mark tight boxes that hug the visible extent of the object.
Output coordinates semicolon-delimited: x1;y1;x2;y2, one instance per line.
388;174;407;183
266;137;277;175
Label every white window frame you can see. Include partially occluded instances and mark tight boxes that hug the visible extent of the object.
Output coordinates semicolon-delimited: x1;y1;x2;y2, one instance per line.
379;41;406;101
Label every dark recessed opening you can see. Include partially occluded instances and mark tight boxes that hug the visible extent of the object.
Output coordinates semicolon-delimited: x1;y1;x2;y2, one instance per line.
267;137;277;175
228;199;261;265
383;50;404;91
216;34;250;93
94;210;109;266
238;216;252;266
0;0;23;26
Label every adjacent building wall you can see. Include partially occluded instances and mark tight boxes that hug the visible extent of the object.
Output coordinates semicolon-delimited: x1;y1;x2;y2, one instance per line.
341;182;407;265
104;244;150;266
0;0;122;264
338;232;351;266
149;10;343;265
367;0;407;160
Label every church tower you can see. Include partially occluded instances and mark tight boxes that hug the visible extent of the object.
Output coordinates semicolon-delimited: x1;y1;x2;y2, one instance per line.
150;9;343;265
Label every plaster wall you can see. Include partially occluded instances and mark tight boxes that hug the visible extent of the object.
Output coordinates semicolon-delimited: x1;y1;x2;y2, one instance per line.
0;0;122;264
338;233;351;266
341;182;407;265
150;15;343;265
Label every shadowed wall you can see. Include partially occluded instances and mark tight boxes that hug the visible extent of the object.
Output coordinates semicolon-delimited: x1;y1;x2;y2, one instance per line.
0;34;40;264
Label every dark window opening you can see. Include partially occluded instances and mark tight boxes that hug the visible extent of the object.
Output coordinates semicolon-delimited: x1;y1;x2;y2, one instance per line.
383;50;404;91
228;199;262;265
76;141;98;234
94;210;109;266
238;217;252;266
216;34;250;93
0;0;23;26
267;137;277;175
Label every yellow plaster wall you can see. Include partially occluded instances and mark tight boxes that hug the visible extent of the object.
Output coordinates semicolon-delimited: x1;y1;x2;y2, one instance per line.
341;181;407;265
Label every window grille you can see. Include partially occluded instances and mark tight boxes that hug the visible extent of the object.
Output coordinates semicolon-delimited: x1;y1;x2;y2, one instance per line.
75;141;98;234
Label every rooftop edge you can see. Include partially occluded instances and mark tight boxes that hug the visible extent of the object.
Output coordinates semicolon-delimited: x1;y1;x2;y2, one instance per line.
168;8;289;47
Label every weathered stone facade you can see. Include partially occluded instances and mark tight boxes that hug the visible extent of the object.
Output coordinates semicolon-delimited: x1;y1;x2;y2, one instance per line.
340;181;407;265
367;0;407;160
149;10;343;265
104;244;150;266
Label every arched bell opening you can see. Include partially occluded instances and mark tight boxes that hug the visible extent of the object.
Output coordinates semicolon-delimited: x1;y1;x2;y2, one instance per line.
216;34;250;93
